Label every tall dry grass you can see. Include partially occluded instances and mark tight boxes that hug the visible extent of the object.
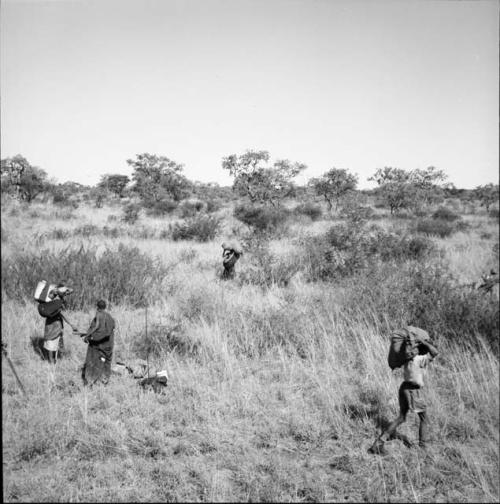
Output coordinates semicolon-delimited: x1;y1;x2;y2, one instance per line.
1;199;499;502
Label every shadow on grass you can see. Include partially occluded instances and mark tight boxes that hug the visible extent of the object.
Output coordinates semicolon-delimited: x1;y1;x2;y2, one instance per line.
345;392;413;448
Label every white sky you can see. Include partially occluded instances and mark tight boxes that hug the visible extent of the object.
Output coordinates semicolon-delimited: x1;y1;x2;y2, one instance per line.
1;0;498;188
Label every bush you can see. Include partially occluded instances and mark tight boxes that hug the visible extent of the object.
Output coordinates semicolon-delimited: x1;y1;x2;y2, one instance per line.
293;202;322;221
122;203;140;224
205;199;221;213
146;198;177;216
302;223;436;281
1;244;171;309
131;320;196;358
73;224;100;238
432;206;460;222
235;232;301;288
489;208;499;220
234;204;290;233
416;218;455;238
54;209;76;220
171;214;222;242
179;200;204;218
344;262;499;355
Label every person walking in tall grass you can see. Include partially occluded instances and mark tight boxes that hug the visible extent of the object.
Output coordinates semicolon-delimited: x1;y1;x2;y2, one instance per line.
221;241;242;280
81;300;115;386
369;337;439;455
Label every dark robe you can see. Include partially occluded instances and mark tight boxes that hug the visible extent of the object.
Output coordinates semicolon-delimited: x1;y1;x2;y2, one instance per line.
82;310;115;386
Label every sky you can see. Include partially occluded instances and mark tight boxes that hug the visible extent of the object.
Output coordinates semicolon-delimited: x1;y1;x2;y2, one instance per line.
1;0;498;189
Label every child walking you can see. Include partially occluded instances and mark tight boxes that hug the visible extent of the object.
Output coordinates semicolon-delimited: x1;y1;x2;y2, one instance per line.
369;337;439;455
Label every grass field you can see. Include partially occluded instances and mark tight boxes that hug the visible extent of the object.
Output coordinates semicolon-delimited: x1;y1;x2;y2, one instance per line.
2;197;499;502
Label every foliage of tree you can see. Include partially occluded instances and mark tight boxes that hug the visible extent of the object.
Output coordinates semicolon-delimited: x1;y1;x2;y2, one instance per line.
369;166;447;215
222;150;306;207
309;168;358;211
98;174;130;198
127;153;191;206
1;155;49;202
88;186;109;208
473;183;499;212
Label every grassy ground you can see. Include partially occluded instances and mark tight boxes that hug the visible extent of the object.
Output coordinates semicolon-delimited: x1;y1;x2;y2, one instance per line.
2;199;499;502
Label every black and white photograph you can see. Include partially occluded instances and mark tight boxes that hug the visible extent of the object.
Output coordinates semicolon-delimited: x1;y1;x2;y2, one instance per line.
1;0;499;501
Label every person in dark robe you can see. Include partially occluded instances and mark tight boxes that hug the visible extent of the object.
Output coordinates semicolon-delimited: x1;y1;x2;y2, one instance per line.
81;299;115;386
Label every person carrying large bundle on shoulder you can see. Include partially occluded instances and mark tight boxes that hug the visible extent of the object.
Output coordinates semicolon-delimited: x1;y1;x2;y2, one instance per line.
221;240;243;280
34;280;75;364
369;325;439;455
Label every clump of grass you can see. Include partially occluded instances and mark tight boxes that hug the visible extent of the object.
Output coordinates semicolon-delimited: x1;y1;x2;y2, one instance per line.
344;261;499;354
302;223;436;281
122;203;141;224
293;202;323;221
234;203;290;233
171;215;221;242
489;208;499;220
131;320;197;358
178;200;205;218
416;218;456;237
432;206;460;222
145;198;178;216
1;244;172;309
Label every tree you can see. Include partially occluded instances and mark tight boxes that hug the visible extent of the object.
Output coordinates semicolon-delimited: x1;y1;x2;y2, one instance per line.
473;183;499;212
368;166;447;215
127;153;191;205
1;155;48;202
368;167;413;215
309;168;358;211
222;150;306;207
98;174;130;198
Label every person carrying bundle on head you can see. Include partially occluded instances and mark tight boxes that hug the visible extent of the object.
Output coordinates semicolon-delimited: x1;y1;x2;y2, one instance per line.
80;299;116;386
221;241;242;280
37;282;74;364
369;326;439;455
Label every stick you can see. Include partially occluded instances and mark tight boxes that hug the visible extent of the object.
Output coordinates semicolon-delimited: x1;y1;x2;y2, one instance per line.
146;305;149;379
2;349;27;397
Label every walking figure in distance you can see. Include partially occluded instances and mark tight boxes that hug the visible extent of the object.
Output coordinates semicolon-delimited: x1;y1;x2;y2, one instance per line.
221;241;242;280
369;337;439;455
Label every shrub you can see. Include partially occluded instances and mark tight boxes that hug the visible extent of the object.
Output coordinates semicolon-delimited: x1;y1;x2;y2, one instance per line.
432;206;460;222
344;262;499;355
293;202;322;221
131;320;196;358
302;223;436;281
234;203;290;233
340;204;374;223
73;224;100;238
122;203;140;224
238;232;302;288
179;200;204;218
54;209;76;220
205;199;221;213
1;244;171;309
146;198;178;216
134;226;157;240
416;218;455;238
489;208;499;220
171;214;222;242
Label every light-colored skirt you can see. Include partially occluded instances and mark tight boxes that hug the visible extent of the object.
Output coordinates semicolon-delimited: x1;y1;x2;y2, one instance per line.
43;337;60;352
